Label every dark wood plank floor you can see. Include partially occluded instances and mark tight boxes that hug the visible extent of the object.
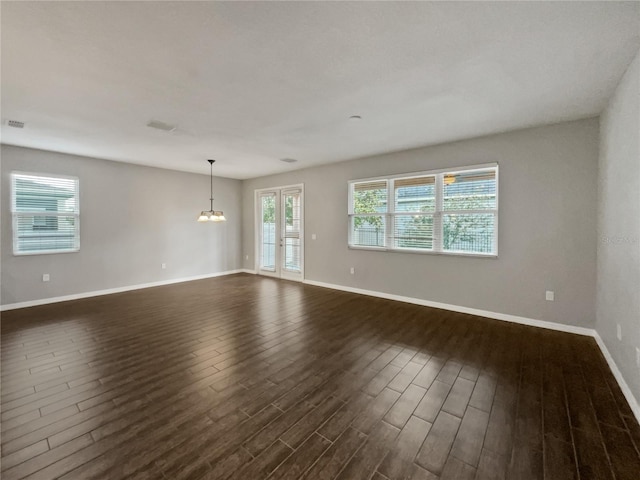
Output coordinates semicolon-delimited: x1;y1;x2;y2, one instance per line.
2;273;639;480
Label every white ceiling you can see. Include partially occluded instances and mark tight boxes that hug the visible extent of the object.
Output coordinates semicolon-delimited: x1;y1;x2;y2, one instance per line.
1;2;639;179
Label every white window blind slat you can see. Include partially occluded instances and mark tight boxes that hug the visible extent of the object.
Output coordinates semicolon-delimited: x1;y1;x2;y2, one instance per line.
353;180;387;191
394;176;435;187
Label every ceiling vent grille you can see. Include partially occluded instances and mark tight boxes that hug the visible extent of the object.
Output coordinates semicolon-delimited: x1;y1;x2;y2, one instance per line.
147;120;176;132
7;120;25;129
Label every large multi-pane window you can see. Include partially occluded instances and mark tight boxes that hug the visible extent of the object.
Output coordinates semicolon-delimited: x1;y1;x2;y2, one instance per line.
348;164;498;256
11;172;80;255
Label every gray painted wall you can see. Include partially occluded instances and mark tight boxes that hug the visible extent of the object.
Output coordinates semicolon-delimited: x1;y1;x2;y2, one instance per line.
242;119;599;328
597;49;640;401
1;145;242;305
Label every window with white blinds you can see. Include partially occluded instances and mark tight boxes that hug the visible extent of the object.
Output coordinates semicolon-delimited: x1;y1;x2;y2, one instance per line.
348;164;498;256
11;172;80;255
350;180;387;247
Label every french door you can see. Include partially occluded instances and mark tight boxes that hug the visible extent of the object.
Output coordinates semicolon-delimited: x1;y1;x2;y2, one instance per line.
256;185;304;281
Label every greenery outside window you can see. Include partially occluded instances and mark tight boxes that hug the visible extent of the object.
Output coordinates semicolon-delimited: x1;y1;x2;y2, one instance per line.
348;163;498;256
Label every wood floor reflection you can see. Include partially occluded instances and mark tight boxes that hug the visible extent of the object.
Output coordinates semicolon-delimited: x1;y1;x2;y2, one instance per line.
2;273;639;480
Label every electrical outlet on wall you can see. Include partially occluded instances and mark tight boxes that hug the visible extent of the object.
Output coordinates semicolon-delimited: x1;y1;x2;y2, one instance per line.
161;263;167;269
636;347;640;368
545;290;554;301
42;274;50;282
616;324;622;341
350;267;355;275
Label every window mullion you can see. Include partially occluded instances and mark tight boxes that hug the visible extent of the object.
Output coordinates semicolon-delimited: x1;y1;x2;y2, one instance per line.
387;179;394;248
433;173;443;252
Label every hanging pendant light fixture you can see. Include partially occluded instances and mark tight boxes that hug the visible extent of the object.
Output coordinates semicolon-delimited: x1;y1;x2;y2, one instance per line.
197;159;226;222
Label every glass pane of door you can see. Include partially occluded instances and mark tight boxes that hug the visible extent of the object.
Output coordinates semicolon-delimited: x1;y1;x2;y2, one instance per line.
260;193;276;271
283;190;301;272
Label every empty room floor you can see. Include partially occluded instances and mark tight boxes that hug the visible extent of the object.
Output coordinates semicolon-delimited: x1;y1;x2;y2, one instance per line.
1;274;639;480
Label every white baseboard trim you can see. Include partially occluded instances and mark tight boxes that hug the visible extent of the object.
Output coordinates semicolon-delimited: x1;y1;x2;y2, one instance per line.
0;269;245;311
241;269;257;274
303;278;640;424
593;332;640;422
303;279;594;336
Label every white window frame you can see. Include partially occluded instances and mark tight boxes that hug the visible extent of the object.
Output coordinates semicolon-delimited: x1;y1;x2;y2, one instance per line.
348;163;498;257
11;171;80;256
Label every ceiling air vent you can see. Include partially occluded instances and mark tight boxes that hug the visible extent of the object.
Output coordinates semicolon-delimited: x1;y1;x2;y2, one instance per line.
7;120;25;129
147;120;176;132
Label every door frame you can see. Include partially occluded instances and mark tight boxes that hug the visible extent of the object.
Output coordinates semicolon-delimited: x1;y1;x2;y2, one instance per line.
254;184;304;282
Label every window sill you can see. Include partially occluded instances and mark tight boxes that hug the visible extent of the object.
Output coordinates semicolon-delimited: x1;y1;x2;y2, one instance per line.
348;244;497;258
13;248;80;256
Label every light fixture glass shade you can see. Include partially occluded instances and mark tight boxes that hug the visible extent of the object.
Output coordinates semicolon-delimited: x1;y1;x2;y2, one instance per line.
197;212;210;222
208;211;225;222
